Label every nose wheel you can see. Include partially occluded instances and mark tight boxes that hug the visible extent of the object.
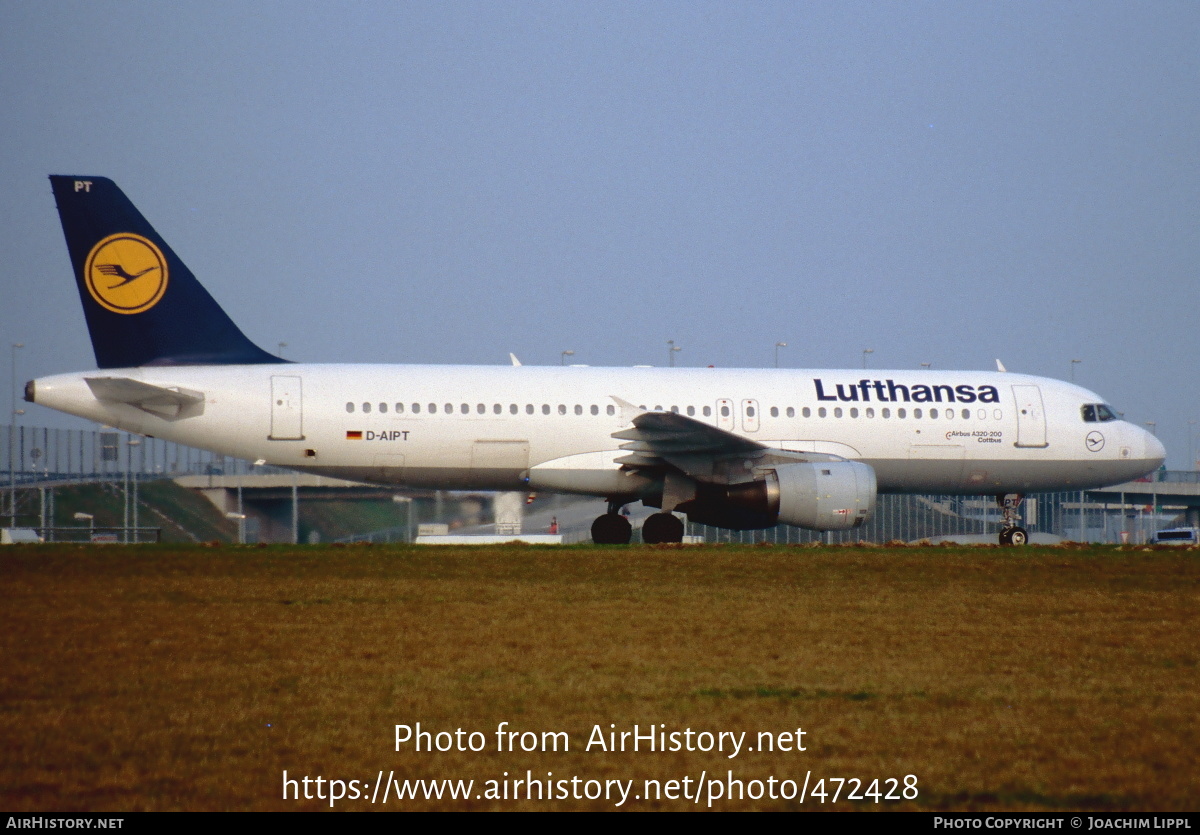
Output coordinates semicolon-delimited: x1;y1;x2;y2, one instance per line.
999;526;1028;546
996;493;1028;546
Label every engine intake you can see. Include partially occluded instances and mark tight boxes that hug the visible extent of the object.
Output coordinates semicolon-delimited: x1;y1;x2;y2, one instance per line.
766;460;876;530
690;460;876;531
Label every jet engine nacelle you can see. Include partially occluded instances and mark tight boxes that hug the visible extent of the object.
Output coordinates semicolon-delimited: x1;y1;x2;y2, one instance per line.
767;460;877;530
684;460;877;531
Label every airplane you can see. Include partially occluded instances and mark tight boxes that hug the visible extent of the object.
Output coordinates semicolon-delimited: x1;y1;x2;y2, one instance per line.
26;176;1165;545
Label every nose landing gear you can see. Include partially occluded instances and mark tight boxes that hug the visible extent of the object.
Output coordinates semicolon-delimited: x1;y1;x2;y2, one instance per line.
996;493;1028;546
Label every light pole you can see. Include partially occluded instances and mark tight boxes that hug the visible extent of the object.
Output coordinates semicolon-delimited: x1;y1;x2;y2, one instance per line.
1190;420;1197;472
292;469;299;545
393;495;413;543
862;348;874;369
125;437;141;543
74;512;94;542
774;342;787;368
560;350;574;366
667;340;681;367
1070;359;1081;382
9;342;23;528
225;512;247;544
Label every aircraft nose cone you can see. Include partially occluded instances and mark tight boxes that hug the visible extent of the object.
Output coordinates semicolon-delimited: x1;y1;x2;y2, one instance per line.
1145;431;1166;469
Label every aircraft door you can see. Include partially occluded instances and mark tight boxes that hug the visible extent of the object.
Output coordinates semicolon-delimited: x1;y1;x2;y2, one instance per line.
1012;385;1048;449
269;375;304;440
741;399;760;432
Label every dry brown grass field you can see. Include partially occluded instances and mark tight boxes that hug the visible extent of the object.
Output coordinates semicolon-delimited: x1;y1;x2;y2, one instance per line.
1;542;1197;811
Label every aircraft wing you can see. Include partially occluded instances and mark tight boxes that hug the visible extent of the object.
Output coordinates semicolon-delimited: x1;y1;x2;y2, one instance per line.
610;399;842;484
85;376;205;420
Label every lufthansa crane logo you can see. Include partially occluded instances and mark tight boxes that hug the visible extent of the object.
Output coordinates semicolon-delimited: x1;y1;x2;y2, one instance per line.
1085;431;1105;452
84;233;169;315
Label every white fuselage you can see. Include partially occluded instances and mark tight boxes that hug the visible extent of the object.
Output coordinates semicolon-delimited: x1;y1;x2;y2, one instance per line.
29;364;1164;500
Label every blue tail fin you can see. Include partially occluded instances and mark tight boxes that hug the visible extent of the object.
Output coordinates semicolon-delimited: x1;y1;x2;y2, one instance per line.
49;176;283;368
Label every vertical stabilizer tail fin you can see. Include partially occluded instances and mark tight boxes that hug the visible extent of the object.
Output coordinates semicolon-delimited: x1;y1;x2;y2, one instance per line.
49;176;283;368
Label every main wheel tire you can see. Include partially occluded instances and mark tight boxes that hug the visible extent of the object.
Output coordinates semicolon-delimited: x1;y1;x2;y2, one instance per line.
591;513;632;545
1008;526;1028;546
642;512;684;544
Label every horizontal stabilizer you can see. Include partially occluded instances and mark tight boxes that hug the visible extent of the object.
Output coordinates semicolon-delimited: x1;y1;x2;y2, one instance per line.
85;376;205;419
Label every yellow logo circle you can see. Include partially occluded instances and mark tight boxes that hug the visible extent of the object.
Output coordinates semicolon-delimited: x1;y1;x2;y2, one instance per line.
84;233;169;315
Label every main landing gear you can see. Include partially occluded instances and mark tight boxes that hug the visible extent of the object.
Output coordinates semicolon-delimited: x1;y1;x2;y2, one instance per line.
641;512;684;544
591;502;632;545
590;505;686;544
996;493;1028;546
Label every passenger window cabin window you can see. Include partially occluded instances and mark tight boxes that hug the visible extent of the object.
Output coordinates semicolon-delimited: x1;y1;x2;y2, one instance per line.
460;404;469;414
558;404;567;415
590;405;598;416
493;403;501;414
898;408;906;419
346;402;354;413
882;408;890;418
686;406;695;416
444;403;452;413
542;404;551;415
801;407;810;418
509;404;518;414
914;408;922;419
747;406;756;417
977;409;986;420
606;405;615;416
834;408;843;418
866;408;874;418
818;407;827;418
720;405;730;417
429;403;437;414
363;402;371;413
575;405;583;415
786;407;795;418
849;408;858;418
961;408;970;419
670;405;679;414
396;403;405;414
703;406;712;417
379;403;387;413
411;403;420;414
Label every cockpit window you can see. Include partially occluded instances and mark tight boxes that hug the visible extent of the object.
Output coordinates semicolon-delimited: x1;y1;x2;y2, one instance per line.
1082;403;1119;423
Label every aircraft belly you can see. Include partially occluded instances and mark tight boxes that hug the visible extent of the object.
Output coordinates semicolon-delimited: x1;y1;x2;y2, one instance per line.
871;456;1155;494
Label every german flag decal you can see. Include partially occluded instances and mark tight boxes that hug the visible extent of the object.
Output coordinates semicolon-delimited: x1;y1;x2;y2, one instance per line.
346;430;363;440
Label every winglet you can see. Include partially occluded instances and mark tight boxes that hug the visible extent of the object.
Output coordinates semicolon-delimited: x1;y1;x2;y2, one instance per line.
609;395;646;425
509;353;522;367
995;359;1007;373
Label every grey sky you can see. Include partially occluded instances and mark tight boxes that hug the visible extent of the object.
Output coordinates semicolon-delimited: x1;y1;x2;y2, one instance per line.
2;2;1197;465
